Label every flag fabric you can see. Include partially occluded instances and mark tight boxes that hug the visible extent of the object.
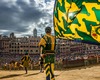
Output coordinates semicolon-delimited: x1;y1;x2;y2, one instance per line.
53;0;100;44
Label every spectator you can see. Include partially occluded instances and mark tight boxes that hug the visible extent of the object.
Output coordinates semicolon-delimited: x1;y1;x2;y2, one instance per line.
83;55;89;67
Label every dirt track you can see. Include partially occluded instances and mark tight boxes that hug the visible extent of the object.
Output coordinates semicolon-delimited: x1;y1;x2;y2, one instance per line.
0;65;100;80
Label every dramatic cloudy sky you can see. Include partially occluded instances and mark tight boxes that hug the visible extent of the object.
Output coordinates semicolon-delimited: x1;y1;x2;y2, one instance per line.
0;0;55;37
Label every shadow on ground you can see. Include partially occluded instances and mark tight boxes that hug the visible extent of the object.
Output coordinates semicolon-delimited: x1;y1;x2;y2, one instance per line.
0;72;41;79
0;74;23;79
25;72;40;77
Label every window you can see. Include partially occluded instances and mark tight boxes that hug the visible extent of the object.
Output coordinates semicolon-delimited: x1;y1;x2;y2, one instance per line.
30;50;33;52
32;46;37;48
21;50;22;52
36;50;38;52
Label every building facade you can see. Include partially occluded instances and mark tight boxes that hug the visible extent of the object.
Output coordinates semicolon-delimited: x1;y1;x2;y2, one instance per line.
9;36;41;54
0;32;100;55
56;39;100;55
0;36;10;54
0;32;41;54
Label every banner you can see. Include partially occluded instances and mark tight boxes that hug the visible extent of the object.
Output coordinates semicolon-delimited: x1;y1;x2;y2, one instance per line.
53;0;100;44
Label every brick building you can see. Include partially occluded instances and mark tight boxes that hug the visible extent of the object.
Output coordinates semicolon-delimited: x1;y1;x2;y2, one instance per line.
56;39;100;55
0;35;10;54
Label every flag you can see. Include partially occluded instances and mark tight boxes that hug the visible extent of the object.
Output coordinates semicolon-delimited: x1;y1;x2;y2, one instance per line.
53;0;100;44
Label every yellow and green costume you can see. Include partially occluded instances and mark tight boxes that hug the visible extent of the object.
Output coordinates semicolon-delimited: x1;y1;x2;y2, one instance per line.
21;55;31;74
39;34;55;80
21;55;31;67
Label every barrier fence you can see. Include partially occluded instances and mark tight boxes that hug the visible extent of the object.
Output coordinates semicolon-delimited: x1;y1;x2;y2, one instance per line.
0;53;100;70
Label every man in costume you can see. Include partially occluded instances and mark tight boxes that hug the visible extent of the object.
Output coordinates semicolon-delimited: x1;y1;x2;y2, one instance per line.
21;51;31;74
39;27;55;80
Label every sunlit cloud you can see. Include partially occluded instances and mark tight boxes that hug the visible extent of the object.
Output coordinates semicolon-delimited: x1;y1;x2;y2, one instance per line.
0;0;55;37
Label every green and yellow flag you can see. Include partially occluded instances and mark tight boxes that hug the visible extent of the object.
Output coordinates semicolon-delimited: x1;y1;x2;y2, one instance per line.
53;0;100;44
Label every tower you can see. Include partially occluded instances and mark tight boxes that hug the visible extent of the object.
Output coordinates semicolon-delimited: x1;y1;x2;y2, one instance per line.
10;32;15;38
33;28;37;37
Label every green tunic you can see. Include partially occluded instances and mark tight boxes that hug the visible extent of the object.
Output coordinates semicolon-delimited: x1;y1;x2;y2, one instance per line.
39;34;55;63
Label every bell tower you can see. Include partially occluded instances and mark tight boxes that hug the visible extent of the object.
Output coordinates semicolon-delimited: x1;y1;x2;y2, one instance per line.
33;28;37;37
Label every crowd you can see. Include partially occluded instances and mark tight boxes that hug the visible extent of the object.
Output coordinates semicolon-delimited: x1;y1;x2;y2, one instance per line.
0;53;100;70
0;54;39;70
55;53;100;68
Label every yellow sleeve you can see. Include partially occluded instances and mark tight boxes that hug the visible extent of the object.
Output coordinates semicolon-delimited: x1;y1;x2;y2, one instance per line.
39;38;46;47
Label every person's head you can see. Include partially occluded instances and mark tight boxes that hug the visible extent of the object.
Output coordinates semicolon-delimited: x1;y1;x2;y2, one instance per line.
45;27;51;34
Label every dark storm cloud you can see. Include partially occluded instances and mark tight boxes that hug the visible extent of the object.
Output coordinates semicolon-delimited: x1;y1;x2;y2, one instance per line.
0;0;46;34
0;3;19;29
45;0;51;3
16;0;45;22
